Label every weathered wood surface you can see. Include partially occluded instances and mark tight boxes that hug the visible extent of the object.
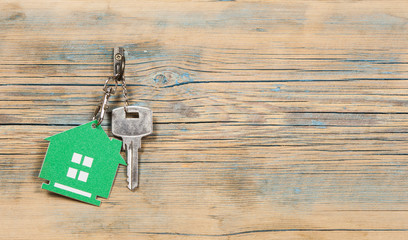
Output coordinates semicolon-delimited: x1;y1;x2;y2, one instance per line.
2;0;408;239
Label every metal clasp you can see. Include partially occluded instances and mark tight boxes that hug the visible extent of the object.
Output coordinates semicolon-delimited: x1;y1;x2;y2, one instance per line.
92;90;111;126
92;77;118;126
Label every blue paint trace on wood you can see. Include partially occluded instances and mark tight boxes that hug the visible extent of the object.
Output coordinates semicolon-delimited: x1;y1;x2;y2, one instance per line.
271;87;281;92
311;120;327;129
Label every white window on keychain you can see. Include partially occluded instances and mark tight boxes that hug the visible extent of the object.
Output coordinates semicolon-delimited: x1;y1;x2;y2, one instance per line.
67;153;93;182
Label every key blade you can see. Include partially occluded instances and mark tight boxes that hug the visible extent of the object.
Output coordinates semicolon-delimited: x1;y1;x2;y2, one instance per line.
123;137;141;190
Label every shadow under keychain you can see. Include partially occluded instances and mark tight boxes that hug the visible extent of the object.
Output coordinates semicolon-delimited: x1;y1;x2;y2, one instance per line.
39;47;153;206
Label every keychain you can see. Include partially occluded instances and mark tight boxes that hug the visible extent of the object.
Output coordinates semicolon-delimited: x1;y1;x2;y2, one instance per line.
39;48;153;206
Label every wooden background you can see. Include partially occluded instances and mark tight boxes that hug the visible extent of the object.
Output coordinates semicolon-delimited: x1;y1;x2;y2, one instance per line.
1;0;408;239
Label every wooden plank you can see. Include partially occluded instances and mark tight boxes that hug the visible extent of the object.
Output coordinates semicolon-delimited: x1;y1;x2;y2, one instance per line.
1;0;408;239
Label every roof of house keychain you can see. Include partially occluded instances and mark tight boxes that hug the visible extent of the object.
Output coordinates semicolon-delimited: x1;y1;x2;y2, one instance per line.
39;47;152;206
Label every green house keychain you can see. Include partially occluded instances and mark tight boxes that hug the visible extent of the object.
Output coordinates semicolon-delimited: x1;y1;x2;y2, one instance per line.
40;121;126;206
39;48;146;206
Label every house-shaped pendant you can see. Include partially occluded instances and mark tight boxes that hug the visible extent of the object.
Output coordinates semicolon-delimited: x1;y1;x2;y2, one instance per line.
39;120;126;206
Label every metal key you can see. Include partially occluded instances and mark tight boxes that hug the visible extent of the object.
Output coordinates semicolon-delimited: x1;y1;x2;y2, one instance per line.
112;106;153;190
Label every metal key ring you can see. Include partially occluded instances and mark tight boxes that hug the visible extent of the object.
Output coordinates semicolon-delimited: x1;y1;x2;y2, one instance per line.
92;47;126;126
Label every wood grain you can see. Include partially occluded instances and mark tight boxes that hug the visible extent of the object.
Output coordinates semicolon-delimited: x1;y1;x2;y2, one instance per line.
2;0;408;239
